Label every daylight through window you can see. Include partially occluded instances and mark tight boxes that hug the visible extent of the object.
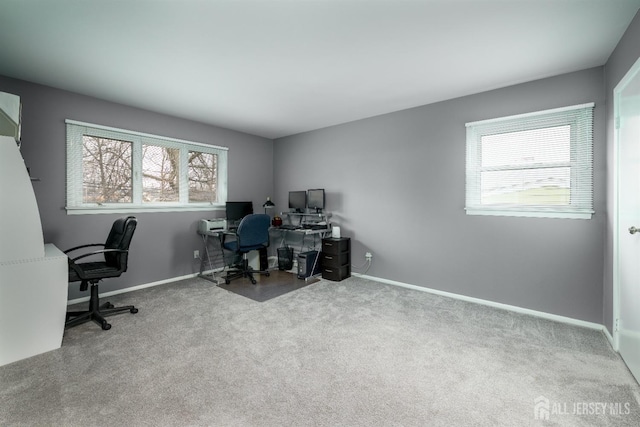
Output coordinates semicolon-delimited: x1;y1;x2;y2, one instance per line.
66;120;228;214
465;103;594;219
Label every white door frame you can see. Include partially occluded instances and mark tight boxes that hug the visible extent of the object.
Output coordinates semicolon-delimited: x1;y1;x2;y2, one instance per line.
613;55;640;351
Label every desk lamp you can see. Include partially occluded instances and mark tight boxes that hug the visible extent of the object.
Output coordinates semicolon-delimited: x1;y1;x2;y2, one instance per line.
262;197;275;214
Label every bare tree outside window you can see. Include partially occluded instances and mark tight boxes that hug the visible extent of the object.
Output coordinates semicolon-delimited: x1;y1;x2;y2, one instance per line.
189;151;217;202
142;145;179;202
69;121;226;212
82;136;132;203
81;137;218;204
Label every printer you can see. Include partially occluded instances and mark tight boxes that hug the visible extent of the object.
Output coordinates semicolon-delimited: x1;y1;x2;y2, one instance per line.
198;219;227;235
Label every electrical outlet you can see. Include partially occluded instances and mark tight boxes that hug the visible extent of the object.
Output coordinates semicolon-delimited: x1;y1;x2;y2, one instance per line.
365;252;372;260
193;250;199;259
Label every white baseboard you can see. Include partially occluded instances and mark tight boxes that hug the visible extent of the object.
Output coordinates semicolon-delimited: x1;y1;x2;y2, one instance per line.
66;270;222;306
67;258;284;306
353;273;605;332
602;324;615;348
68;269;609;339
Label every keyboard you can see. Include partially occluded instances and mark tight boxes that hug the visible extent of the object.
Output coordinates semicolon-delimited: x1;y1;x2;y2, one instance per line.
278;225;300;230
302;224;327;230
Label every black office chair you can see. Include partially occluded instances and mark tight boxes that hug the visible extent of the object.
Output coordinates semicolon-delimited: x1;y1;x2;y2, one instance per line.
221;213;271;285
64;216;138;330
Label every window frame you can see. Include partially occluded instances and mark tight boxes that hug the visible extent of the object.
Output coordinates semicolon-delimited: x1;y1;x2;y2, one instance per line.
66;119;228;215
465;103;595;219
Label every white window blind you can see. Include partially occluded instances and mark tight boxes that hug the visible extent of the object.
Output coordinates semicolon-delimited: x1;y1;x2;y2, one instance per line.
465;103;594;219
66;120;228;214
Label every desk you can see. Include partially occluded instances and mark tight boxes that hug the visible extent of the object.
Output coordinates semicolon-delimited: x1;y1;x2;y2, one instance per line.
270;226;331;280
197;229;267;283
197;229;225;284
198;224;332;283
271;226;330;248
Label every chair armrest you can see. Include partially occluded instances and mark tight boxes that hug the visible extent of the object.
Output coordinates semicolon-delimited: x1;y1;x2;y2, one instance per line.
64;243;105;254
68;248;128;263
221;230;238;245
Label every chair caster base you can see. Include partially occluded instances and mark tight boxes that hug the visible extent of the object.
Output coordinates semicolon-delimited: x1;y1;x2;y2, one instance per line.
65;284;138;330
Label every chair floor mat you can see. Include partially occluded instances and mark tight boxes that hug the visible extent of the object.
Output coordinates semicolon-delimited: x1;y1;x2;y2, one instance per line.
216;269;320;302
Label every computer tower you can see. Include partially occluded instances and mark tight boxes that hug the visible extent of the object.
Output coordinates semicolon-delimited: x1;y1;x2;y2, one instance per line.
259;247;268;270
297;250;321;279
248;247;269;271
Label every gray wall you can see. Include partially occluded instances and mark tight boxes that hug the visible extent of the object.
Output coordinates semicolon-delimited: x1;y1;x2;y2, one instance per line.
275;67;606;323
603;12;640;334
0;76;274;299
4;11;638;322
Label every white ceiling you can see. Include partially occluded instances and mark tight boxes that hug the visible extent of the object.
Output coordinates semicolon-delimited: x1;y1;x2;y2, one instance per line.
1;0;639;139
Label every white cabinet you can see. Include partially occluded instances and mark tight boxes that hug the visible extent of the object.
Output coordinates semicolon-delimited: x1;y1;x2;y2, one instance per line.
0;136;44;261
0;244;67;366
0;101;67;366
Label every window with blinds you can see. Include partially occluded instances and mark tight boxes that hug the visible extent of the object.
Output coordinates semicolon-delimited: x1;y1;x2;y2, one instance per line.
66;120;228;214
465;103;594;219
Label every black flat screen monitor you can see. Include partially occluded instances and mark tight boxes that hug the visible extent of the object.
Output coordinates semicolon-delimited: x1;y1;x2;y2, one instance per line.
289;191;306;213
226;201;253;225
307;188;325;212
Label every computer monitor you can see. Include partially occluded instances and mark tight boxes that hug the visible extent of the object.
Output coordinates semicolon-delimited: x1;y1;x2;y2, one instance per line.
288;191;306;213
225;201;253;226
307;188;325;212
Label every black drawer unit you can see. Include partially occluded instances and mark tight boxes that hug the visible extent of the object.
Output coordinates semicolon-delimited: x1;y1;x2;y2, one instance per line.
321;251;350;268
321;237;350;281
322;264;351;282
321;237;350;254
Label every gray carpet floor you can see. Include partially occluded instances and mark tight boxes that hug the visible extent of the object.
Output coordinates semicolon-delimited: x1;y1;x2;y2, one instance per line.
1;275;639;426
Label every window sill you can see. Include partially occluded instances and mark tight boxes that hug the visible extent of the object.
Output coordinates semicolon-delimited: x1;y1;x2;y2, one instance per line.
465;208;593;220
